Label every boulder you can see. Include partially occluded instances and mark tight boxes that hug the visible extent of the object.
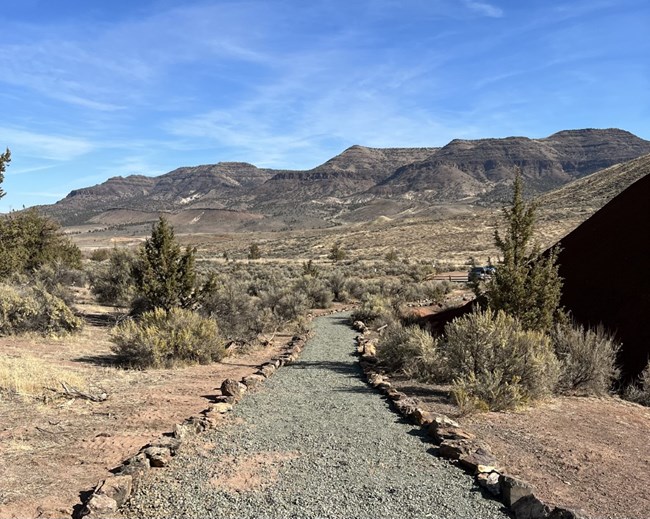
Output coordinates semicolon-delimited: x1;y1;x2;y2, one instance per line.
548;507;587;519
458;444;501;474
438;439;473;460
258;363;277;377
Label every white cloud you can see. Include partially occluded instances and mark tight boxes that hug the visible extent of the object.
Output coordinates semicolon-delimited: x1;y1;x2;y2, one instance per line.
463;1;504;18
0;128;94;161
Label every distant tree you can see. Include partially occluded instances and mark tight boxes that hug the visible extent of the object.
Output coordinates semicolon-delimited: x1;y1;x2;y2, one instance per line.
248;243;261;260
0;148;10;200
328;243;346;262
484;171;563;332
132;217;197;312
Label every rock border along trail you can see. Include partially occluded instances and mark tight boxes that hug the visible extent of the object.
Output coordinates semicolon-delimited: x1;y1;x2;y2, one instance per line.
124;313;510;519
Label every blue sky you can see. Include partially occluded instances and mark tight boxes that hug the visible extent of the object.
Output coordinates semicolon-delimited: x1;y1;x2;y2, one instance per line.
1;0;648;211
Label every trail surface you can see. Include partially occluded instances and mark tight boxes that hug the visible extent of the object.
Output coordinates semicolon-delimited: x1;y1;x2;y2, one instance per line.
125;313;509;519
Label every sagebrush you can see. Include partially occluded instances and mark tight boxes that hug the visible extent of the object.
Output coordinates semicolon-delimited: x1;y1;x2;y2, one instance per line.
444;308;559;411
110;307;226;368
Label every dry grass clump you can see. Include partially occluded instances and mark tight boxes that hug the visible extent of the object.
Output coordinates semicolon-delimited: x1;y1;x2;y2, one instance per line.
0;355;86;400
111;307;226;369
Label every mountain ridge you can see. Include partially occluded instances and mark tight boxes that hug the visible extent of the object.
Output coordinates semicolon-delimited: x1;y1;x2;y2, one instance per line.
36;128;650;227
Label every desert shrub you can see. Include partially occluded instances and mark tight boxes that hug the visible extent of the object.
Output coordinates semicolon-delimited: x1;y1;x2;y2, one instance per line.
327;271;348;302
377;323;444;381
110;307;226;368
88;248;111;262
0;209;82;279
551;321;620;395
90;248;137;307
294;276;332;309
198;275;262;341
624;362;650;407
350;294;394;327
444;308;559;411
0;284;82;335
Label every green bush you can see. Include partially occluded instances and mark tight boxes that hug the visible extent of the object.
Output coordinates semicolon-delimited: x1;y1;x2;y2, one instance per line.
551;321;620;395
110;307;226;368
624;362;650;407
0;209;82;279
350;294;394;327
0;284;82;335
89;248;137;307
294;276;333;309
444;308;559;412
376;323;444;381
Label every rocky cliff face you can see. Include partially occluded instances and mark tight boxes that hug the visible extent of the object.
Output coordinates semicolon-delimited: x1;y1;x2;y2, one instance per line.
37;128;650;226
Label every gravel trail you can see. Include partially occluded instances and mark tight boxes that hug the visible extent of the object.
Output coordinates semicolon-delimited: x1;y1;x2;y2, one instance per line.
124;313;510;519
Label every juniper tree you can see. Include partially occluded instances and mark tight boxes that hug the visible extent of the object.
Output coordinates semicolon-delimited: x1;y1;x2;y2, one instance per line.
0;148;10;200
484;171;563;332
132;216;197;312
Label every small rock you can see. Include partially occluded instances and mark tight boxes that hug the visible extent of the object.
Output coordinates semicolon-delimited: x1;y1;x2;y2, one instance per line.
94;475;133;507
510;494;551;519
500;474;535;507
242;374;266;388
211;402;234;414
114;452;150;476
221;378;245;400
411;408;435;426
368;373;385;387
429;425;475;444
432;415;460;428
258;363;277;377
477;471;501;496
458;445;501;474
548;507;587;519
83;493;117;516
143;446;173;468
362;343;377;357
438;439;472;460
148;436;182;455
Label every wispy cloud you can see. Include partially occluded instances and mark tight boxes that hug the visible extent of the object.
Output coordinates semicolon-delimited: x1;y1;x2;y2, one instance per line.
463;1;504;18
0;128;94;161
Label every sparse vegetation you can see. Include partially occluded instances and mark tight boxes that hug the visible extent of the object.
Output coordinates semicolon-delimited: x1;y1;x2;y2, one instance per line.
0;147;10;200
551;321;620;395
247;243;262;260
0;355;86;400
624;362;650;407
328;242;346;262
110;307;226;368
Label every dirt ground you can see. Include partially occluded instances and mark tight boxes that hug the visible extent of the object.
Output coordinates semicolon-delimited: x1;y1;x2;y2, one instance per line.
0;298;288;519
392;346;650;519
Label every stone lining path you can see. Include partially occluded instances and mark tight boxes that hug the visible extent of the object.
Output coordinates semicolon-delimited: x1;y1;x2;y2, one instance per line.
124;313;510;518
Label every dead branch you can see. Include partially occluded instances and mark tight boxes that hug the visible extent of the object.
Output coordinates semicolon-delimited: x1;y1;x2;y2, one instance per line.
60;382;108;402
